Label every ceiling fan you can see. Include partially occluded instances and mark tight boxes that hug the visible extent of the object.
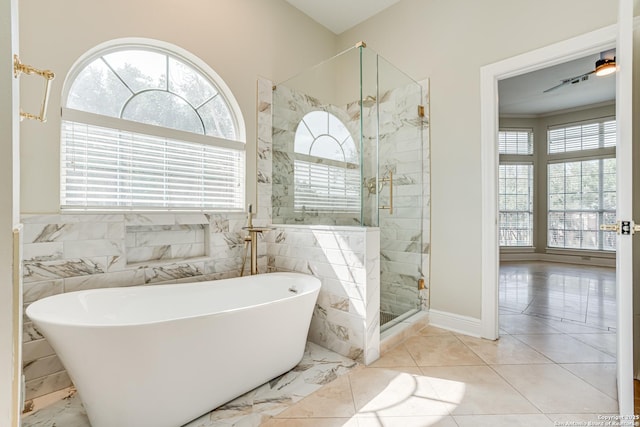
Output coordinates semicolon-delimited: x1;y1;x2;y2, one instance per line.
543;49;616;93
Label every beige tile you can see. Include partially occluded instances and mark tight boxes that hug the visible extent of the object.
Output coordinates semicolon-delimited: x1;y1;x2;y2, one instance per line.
416;325;454;336
560;363;617;399
499;314;563;335
456;334;552;365
546;413;621;424
420;365;539;415
403;335;485;367
567;332;616;356
513;333;615;363
453;414;555;426
493;364;619;413
356;414;459;426
348;367;453;417
538;317;613;334
262;417;358;427
369;344;417;368
274;374;355;419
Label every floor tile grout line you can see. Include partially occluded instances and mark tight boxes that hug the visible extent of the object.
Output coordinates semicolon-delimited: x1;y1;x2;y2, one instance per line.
555;361;619;401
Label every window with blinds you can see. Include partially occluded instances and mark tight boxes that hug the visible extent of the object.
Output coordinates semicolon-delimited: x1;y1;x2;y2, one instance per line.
293;111;359;212
294;161;360;212
546;118;616;251
498;129;534;247
548;119;616;153
60;44;245;211
499;129;533;155
61;121;244;210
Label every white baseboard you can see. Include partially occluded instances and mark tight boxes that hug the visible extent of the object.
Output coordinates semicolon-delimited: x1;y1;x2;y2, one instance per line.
500;252;615;268
428;309;482;338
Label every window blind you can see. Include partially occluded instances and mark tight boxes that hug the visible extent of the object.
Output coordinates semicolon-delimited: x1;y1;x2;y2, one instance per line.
498;129;533;155
294;160;360;212
61;121;244;210
548;119;616;153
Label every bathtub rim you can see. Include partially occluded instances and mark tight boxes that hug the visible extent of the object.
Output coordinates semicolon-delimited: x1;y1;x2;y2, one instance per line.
26;271;321;329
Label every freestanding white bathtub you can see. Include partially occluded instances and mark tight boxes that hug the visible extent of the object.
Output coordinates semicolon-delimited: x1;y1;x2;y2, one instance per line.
26;272;321;427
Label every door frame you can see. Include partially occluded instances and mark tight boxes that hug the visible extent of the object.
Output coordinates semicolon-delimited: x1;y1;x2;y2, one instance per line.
479;22;630;410
0;0;22;425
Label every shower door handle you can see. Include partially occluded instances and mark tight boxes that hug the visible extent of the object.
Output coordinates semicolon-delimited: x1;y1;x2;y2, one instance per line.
379;171;394;215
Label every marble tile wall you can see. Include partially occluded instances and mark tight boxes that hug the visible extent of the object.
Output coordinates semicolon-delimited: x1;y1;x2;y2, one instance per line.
378;79;431;319
271;84;362;226
264;225;380;365
261;77;381;364
22;211;252;400
270;75;431;320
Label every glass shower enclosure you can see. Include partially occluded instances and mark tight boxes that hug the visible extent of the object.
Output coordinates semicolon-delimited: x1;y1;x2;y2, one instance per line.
271;42;427;331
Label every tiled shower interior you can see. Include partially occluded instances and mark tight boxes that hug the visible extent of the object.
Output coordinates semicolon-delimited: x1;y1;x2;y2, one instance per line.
21;59;430;422
270;46;430;331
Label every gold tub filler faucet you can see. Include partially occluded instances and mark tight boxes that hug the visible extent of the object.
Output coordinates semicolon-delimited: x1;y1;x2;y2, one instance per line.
241;204;274;275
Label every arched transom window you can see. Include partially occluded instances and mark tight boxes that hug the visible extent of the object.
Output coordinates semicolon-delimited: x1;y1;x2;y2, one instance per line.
61;41;245;211
293;111;359;212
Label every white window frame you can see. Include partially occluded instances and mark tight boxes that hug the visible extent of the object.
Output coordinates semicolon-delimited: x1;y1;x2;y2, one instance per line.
60;38;246;212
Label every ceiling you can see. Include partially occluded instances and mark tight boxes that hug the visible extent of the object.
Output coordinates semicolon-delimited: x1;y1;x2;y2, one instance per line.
283;1;616;116
499;53;616;116
285;0;401;34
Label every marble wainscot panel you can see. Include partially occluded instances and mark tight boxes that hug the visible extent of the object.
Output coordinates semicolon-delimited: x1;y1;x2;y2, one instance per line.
265;225;380;364
22;342;358;427
21;211;251;401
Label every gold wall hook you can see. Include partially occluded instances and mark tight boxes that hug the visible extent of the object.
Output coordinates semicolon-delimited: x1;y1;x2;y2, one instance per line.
13;55;55;122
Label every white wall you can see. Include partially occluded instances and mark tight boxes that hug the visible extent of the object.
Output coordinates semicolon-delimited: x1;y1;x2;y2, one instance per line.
18;0;338;214
337;0;619;319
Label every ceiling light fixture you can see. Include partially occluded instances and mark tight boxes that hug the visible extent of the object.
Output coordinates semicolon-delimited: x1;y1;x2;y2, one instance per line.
595;57;616;77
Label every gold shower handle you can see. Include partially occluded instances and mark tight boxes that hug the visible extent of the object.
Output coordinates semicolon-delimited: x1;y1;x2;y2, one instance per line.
13;55;55;122
379;171;393;215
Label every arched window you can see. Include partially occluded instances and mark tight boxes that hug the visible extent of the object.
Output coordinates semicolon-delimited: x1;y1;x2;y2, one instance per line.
293;111;359;212
61;40;245;211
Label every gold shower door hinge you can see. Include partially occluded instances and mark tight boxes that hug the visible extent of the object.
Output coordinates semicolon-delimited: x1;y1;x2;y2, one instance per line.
418;105;425;117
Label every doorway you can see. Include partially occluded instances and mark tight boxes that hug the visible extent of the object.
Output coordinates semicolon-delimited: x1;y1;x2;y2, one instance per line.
480;21;634;414
497;49;617;332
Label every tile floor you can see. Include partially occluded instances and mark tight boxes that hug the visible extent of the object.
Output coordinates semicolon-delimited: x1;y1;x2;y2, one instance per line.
23;261;627;427
264;261;622;426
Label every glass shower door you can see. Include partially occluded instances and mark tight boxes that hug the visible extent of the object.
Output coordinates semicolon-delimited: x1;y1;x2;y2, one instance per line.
375;55;424;330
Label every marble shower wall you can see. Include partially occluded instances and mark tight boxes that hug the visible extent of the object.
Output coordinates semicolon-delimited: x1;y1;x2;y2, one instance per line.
260;77;380;364
21;211;259;400
264;225;380;364
271;84;361;226
269;75;431;319
377;80;430;318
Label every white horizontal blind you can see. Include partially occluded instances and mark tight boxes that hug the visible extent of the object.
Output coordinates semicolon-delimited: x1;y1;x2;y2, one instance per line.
61;121;244;210
499;129;533;155
294;160;360;212
548;119;616;153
